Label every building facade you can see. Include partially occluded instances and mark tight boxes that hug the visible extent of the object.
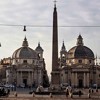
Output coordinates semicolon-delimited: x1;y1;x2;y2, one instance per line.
1;37;49;87
59;35;98;88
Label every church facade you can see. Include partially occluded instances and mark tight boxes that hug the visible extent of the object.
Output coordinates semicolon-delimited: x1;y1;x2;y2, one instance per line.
51;3;100;88
59;35;100;88
2;37;49;87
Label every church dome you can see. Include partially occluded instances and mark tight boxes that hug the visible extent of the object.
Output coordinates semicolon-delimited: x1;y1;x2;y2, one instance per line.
68;35;94;59
68;46;94;58
12;37;38;59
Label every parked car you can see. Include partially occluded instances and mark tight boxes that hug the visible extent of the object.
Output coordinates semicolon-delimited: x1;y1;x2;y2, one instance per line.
4;84;15;88
20;84;25;88
0;86;10;97
44;88;48;92
4;84;9;88
72;89;83;95
92;84;97;89
60;83;70;89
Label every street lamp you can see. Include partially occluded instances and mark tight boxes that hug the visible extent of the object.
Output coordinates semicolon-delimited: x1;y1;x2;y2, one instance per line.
0;43;1;47
23;26;26;31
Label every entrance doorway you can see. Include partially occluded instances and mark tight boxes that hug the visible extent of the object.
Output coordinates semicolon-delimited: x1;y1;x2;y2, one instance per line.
78;79;83;88
23;79;27;87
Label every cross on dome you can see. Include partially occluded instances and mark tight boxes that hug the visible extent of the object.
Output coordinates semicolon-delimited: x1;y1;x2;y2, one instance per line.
54;0;57;7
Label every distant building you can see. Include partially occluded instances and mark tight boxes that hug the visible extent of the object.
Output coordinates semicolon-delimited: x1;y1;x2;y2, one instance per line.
1;37;49;87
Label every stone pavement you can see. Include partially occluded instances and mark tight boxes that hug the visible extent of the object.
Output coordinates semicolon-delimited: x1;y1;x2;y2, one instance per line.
0;89;100;100
0;92;100;100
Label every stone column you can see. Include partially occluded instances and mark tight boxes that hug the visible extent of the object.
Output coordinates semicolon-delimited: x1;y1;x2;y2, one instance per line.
87;73;89;87
67;72;68;83
28;71;31;85
17;71;19;86
68;70;71;85
71;72;74;86
32;71;33;84
75;73;77;87
96;71;98;87
84;73;86;87
73;73;75;87
21;71;22;84
85;73;87;87
39;70;42;85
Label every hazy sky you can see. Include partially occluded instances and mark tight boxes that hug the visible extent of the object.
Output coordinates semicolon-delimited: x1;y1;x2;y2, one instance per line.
0;0;100;76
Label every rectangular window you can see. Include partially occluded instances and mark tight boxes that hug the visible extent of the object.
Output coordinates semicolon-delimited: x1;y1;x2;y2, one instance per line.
89;60;91;63
23;60;27;63
33;60;34;64
99;74;100;77
79;60;82;63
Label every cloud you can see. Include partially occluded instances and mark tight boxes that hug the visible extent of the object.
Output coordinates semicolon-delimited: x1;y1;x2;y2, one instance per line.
0;0;100;75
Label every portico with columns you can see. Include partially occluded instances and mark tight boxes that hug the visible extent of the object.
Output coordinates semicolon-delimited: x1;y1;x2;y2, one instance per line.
16;69;35;87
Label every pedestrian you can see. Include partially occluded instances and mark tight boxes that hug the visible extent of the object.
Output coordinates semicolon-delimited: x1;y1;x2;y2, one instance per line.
79;90;81;97
96;88;98;92
89;88;91;93
92;89;93;93
66;89;69;97
7;88;10;95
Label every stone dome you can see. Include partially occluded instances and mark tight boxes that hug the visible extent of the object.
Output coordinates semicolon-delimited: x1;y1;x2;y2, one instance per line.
12;37;38;59
68;35;94;59
68;45;94;59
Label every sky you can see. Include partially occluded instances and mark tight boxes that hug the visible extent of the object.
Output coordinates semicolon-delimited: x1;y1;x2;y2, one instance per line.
0;0;100;76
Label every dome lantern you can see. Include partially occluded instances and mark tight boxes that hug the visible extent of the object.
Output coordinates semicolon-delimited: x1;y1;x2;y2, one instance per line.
22;36;28;47
68;35;94;59
77;34;84;46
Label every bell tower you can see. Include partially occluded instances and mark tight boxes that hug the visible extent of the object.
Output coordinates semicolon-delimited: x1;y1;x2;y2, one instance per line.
60;41;67;67
51;1;60;87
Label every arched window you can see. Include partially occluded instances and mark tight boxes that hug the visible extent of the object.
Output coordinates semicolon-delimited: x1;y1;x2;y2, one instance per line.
62;54;65;57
